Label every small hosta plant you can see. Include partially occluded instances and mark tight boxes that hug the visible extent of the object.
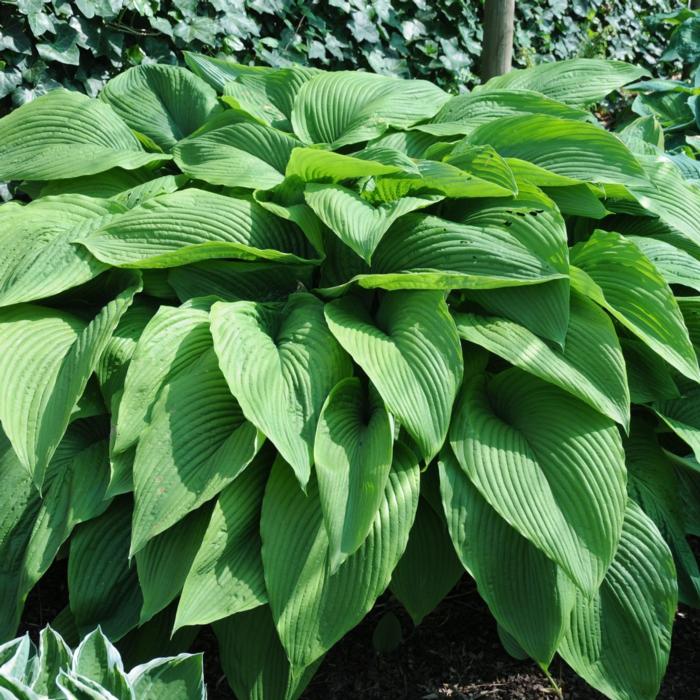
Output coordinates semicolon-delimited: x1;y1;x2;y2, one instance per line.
0;626;205;698
0;54;699;700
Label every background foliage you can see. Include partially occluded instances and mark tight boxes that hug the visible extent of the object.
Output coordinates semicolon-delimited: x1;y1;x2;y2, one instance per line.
0;0;675;114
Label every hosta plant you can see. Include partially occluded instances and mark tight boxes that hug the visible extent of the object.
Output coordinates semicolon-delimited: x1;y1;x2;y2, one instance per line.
0;54;699;700
0;626;205;698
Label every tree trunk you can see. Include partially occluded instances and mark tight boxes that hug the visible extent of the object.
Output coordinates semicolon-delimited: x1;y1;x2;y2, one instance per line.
481;0;516;81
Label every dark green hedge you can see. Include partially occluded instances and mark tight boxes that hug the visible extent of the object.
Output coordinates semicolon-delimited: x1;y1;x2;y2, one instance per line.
0;0;673;114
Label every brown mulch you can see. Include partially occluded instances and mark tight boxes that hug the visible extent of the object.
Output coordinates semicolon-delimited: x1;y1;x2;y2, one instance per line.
18;565;700;699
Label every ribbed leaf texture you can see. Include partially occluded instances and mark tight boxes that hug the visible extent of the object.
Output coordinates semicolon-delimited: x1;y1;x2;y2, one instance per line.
0;55;696;700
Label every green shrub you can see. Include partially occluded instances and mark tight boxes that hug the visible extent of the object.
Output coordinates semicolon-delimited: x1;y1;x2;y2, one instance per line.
1;55;699;700
0;626;205;698
0;0;674;113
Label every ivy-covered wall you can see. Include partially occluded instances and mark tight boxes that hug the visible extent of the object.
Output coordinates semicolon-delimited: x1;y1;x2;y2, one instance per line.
0;0;674;114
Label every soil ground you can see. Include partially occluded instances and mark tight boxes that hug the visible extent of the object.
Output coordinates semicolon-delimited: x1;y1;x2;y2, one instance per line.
19;564;700;699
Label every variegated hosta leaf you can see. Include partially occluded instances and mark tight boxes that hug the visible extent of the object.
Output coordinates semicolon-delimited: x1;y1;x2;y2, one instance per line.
559;500;677;700
571;229;700;382
83;189;318;269
439;448;576;667
291;71;450;148
261;445;420;668
314;378;394;571
0;271;140;488
100;64;221;152
0;195;125;307
0;90;170;181
325;291;463;462
211;293;352;487
453;292;630;428
175;449;273;630
450;369;627;595
480;58;649;108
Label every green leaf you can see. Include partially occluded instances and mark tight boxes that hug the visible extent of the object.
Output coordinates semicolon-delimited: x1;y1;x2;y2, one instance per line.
390;494;464;625
174;119;301;189
83;189;317;268
261;445;420;667
439;448;576;666
559;500;677;700
467;115;647;186
571;229;700;382
69;498;142;641
0;271;140;487
626;235;700;293
304;183;439;263
72;628;130;699
168;261;313;304
175;449;272;630
453;293;630;428
621;337;680;404
285;147;403;182
136;506;212;624
450;369;627;594
131;348;262;554
214;606;320;700
100;64;221;152
0;90;170;181
291;71;449;148
427;88;593;132
211;293;351;487
113;298;213;455
320;206;568;295
325;291;462;462
0;195;124;307
314;378;394;570
480;59;649;108
127;654;206;700
655;387;700;462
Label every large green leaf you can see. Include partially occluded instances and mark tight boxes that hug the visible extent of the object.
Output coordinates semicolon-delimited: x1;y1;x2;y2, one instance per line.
390;493;464;626
304;183;439;264
211;293;351;487
319;207;568;295
83;189;317;269
439;448;576;666
291;71;449;148
136;506;212;625
0;90;169;181
214;606;320;700
625;425;700;608
453;293;630;428
559;500;676;700
467;115;646;186
450;369;627;594
655;387;700;462
571;229;700;382
0;195;124;307
314;378;394;571
325;291;462;462
480;59;648;108
174;118;300;189
285;146;403;182
113;298;214;455
69;498;142;640
131;348;262;554
100;64;221;152
426;88;592;133
627;235;700;293
261;445;420;667
0;272;140;487
175;449;271;630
